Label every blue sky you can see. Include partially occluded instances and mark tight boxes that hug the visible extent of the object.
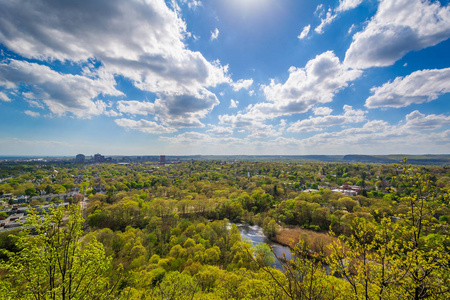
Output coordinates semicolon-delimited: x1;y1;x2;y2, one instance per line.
0;0;449;156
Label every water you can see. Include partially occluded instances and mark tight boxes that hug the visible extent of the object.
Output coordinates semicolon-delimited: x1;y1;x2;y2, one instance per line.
235;223;292;270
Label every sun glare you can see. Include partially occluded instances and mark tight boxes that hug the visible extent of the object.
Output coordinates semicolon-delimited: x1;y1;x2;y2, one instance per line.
231;0;270;10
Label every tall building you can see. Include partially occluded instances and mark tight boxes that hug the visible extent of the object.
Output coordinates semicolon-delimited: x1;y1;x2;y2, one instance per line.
75;154;85;163
93;153;105;163
160;155;166;165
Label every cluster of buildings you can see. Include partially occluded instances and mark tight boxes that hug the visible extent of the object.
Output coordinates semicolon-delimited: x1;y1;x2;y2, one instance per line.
74;154;179;165
0;190;81;231
75;153;108;163
330;183;363;196
0;203;69;231
29;191;79;203
302;183;363;196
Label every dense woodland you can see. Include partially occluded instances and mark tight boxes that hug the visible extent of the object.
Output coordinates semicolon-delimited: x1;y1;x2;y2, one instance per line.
0;159;449;299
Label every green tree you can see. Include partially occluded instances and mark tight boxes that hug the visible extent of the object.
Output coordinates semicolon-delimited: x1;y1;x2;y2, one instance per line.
0;205;121;300
254;243;275;267
327;160;450;299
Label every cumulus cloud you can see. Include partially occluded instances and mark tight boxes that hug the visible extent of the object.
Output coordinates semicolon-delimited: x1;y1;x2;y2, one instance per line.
313;107;333;115
298;25;311;39
366;67;450;108
229;99;239;109
295;110;450;153
114;118;177;134
404;110;450;130
116;88;219;128
247;124;282;139
345;0;450;69
218;113;258;129
161;111;450;154
0;91;11;102
231;79;253;91
0;0;229;121
218;51;361;131
24;110;40;117
211;28;219;40
260;51;361;117
0;60;122;117
206;125;233;136
104;110;121;117
336;0;364;12
218;114;282;138
287;105;366;132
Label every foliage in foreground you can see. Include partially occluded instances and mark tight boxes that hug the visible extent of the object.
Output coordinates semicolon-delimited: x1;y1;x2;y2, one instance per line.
0;160;449;299
0;205;121;300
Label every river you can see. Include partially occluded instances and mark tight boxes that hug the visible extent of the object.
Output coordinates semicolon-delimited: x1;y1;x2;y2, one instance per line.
235;223;292;270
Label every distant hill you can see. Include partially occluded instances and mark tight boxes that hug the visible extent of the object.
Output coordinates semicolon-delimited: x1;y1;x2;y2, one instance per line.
175;154;450;165
343;154;450;165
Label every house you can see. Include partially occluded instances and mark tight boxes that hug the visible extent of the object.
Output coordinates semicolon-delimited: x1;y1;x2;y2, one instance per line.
331;183;361;196
30;192;78;203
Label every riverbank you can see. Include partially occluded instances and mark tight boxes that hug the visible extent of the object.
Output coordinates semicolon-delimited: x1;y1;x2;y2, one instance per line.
274;226;335;256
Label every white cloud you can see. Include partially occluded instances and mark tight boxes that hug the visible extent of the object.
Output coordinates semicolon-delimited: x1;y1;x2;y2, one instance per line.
229;99;239;108
116;88;219;128
181;0;202;9
231;79;253;91
0;91;11;102
315;9;337;34
336;0;364;12
114;118;177;134
161;111;450;154
247;124;282;139
24;110;40;117
25;98;45;109
104;110;121;117
366;67;450;108
287;105;366;132
315;4;324;16
294;111;450;153
314;0;364;35
348;24;356;34
404;110;450;130
116;101;155;116
218;114;282;139
345;0;450;69
206;125;233;136
260;51;361;117
248;90;255;96
298;25;311;39
219;51;361;132
313;107;333;116
0;60;122;117
159;132;246;154
219;113;259;129
211;28;219;40
0;0;230;121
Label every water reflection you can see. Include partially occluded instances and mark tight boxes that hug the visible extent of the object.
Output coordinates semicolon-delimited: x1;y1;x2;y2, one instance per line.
235;223;292;270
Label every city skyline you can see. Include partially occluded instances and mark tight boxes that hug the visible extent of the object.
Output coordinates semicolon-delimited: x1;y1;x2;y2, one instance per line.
0;0;449;156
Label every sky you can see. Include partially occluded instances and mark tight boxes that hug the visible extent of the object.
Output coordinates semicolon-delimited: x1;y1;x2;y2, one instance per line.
0;0;449;156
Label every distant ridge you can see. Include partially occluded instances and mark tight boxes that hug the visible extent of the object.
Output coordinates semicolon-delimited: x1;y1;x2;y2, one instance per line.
343;154;450;165
1;154;449;165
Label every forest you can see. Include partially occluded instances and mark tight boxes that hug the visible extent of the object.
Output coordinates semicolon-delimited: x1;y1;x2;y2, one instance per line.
0;159;449;299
